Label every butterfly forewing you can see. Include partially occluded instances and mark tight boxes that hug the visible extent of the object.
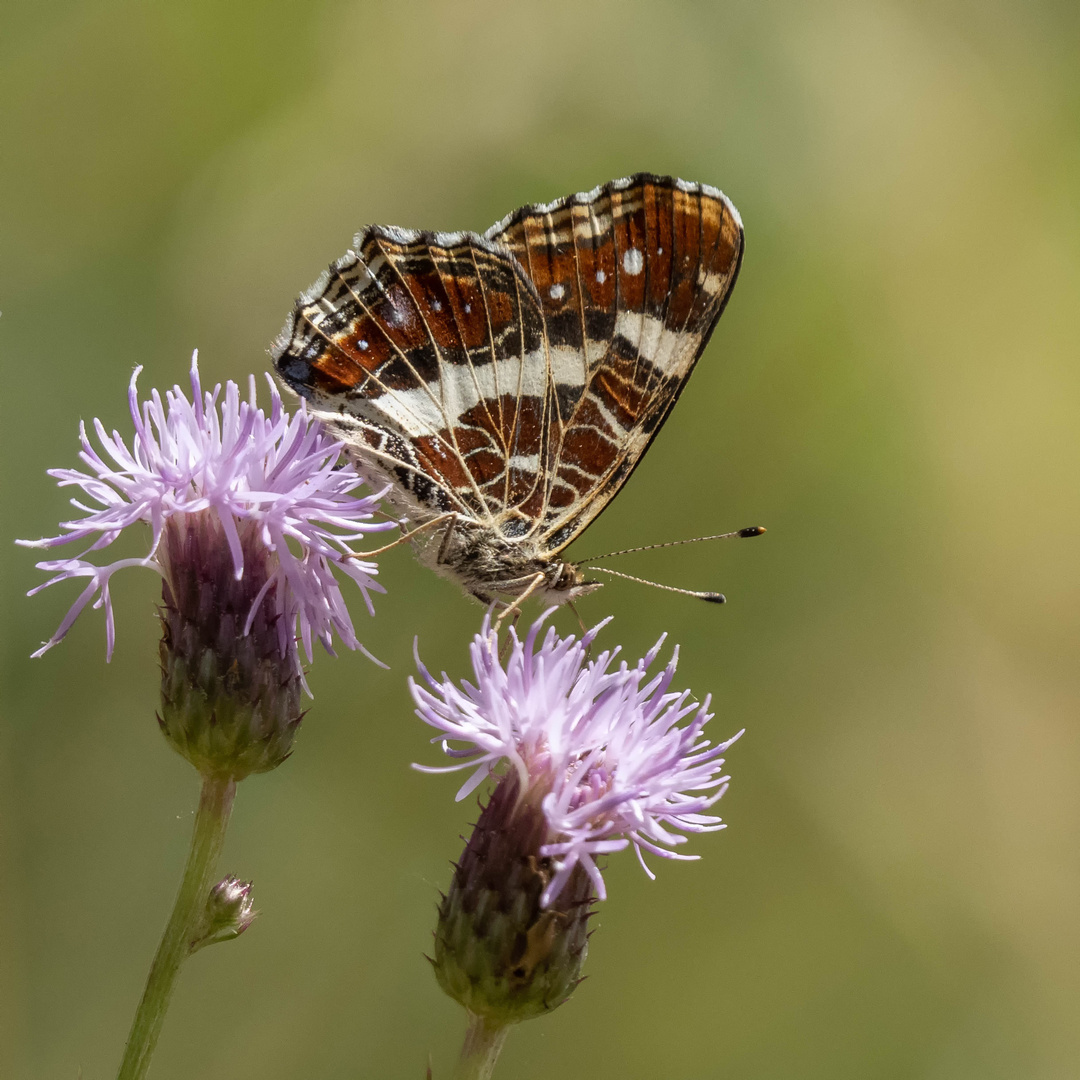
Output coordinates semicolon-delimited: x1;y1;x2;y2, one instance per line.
273;173;743;604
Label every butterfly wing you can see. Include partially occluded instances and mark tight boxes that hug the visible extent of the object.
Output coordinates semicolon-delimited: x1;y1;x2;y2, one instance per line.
484;174;744;552
272;175;742;555
273;226;552;524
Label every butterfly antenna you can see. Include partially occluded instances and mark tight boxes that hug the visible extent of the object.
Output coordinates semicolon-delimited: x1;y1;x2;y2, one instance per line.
580;526;765;563
585;565;727;603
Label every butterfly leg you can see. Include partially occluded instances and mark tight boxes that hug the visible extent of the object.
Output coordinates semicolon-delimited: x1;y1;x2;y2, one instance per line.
492;571;547;636
351;512;457;558
434;513;462;566
564;600;597;660
565;598;591;641
497;607;522;662
475;601;519;661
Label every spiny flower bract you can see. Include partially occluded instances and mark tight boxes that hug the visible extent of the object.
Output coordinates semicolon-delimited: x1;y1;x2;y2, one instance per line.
412;611;742;905
20;353;390;669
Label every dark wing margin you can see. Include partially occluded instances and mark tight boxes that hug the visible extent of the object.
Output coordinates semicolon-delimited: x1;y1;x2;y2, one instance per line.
484;173;744;552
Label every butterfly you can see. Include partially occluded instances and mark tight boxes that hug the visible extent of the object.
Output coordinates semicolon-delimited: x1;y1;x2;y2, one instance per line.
273;173;744;608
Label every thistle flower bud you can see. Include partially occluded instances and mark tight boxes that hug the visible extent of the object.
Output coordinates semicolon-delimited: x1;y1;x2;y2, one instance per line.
158;513;303;779
189;875;257;953
433;769;594;1024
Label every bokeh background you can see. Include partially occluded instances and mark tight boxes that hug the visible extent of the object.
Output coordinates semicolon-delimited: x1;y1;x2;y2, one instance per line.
2;1;1079;1077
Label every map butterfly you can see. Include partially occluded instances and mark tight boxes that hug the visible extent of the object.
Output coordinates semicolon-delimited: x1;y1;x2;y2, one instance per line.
273;174;744;607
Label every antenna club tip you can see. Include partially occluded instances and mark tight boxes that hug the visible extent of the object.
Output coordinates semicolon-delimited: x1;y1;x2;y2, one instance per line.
702;593;726;604
739;526;766;538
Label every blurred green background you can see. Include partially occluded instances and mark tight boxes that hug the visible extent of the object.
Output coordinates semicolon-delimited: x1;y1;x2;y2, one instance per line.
2;1;1079;1077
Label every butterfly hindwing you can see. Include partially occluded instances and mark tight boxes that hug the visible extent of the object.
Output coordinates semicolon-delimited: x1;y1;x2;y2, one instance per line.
275;226;551;522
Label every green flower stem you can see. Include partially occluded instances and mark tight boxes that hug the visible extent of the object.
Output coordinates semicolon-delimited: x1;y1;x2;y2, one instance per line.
453;1013;510;1080
116;773;237;1080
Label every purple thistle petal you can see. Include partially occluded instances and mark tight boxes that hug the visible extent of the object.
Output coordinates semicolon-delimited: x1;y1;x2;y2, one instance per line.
20;352;391;671
412;610;742;905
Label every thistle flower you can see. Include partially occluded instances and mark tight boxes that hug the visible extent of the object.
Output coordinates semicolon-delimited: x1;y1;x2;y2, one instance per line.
21;352;387;666
413;611;741;906
412;611;740;1025
20;354;391;777
19;355;395;1078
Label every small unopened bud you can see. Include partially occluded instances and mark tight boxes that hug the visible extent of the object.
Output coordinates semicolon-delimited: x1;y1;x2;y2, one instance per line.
189;876;256;953
433;770;594;1025
158;513;304;780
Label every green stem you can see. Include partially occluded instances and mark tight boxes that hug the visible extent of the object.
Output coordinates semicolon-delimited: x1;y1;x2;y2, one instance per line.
116;773;236;1080
452;1013;510;1080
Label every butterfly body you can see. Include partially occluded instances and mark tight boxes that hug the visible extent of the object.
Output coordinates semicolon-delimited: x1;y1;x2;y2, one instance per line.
273;174;743;605
413;518;595;607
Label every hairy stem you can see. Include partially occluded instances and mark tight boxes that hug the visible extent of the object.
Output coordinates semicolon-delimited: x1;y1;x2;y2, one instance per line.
453;1013;510;1080
116;774;236;1080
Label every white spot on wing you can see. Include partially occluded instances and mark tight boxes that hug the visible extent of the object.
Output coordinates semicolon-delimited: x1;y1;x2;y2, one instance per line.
696;268;722;295
623;248;644;275
548;345;587;388
614;311;700;375
596;269;606;284
549;283;565;301
507;454;540;473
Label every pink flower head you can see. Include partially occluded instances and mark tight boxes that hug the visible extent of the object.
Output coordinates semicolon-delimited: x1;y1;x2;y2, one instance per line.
20;353;391;670
412;611;742;906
